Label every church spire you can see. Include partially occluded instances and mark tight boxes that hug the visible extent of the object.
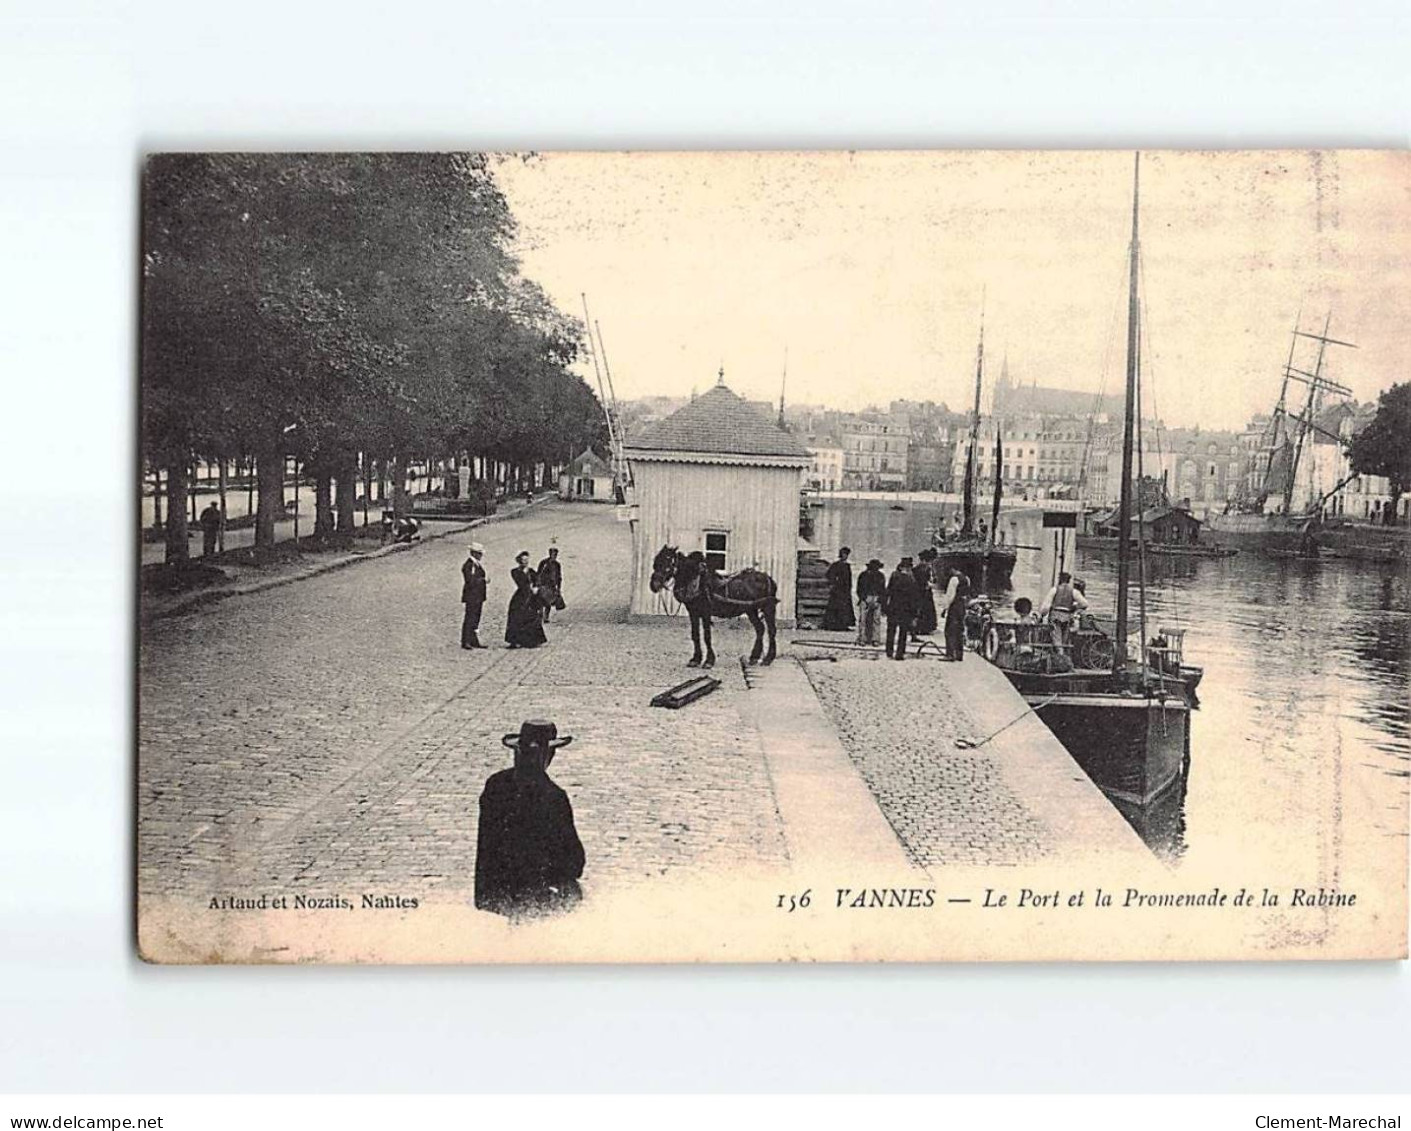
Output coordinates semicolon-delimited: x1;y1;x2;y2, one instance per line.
995;351;1011;415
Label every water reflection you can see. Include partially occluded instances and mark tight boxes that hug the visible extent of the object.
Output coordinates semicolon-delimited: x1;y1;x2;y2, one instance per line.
813;499;1410;865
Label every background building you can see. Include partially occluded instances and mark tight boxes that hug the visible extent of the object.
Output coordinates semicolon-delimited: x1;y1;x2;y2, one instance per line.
804;437;845;492
558;447;615;503
840;412;909;490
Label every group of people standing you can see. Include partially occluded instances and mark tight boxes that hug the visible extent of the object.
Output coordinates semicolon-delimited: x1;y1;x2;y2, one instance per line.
461;542;567;651
822;547;971;662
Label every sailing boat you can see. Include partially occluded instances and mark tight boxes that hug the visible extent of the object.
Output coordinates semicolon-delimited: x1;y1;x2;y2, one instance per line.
1205;315;1354;554
932;313;1018;589
984;154;1192;811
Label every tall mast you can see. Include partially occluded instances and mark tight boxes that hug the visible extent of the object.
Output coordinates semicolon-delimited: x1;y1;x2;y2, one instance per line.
990;413;1003;549
594;318;629;488
778;346;788;428
1259;313;1302;500
963;304;984;535
581;294;623;488
1114;153;1140;671
1283;312;1332;515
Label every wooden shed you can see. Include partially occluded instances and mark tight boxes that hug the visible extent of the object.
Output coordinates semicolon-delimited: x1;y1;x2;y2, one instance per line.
624;379;813;624
558;447;615;503
1092;505;1204;546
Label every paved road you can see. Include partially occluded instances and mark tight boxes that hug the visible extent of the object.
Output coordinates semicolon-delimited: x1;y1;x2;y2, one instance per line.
139;502;789;912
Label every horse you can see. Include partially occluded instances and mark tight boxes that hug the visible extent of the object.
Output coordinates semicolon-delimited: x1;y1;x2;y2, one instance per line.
649;545;779;668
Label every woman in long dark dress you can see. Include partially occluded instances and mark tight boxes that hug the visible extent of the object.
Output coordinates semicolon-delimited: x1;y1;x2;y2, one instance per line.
912;547;939;638
821;546;856;631
505;551;548;648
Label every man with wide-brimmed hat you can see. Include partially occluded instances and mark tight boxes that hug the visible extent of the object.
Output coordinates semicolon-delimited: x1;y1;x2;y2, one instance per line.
460;541;488;650
474;719;585;918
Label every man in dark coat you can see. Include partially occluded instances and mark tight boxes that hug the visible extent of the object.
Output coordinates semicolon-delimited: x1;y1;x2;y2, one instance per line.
198;502;222;558
855;558;886;646
460;541;488;649
474;719;585;919
821;546;856;631
536;546;564;624
884;556;920;661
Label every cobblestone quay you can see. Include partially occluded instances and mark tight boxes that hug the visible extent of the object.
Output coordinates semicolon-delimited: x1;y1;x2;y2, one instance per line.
140;501;1152;961
798;643;1149;870
139;503;790;925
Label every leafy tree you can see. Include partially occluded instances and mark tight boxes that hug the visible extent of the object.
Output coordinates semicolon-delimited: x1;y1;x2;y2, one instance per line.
142;153;607;563
1349;382;1411;525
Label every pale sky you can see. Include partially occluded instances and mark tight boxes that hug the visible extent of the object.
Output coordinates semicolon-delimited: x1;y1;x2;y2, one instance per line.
494;151;1409;430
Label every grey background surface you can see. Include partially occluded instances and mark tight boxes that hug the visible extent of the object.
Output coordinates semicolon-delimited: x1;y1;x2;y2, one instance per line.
1;0;1408;1093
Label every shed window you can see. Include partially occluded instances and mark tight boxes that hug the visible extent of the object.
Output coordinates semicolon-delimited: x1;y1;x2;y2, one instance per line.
704;531;728;572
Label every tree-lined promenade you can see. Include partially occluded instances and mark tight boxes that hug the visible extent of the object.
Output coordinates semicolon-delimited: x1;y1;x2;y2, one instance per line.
142;154;608;565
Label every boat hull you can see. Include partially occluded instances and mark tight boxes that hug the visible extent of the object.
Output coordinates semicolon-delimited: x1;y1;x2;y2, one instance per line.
933;544;1017;591
1076;534;1237;558
1026;689;1190;807
1318;524;1409;563
1202;512;1320;555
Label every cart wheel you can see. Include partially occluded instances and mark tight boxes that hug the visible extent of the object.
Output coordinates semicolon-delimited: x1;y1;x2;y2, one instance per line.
1083;637;1115;670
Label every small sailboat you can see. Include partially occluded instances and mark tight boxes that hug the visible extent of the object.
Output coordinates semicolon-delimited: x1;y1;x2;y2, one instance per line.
983;154;1193;811
933;312;1018;589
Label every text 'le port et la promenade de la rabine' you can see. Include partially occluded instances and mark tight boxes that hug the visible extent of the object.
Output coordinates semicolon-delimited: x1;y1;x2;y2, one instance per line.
772;886;1358;913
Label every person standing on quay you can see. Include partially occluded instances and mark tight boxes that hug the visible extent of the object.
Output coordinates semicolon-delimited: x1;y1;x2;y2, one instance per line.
856;558;886;646
536;545;564;624
884;556;920;661
460;541;488;650
911;547;939;640
474;719;584;919
505;550;548;649
938;567;971;661
198;501;222;558
822;546;856;631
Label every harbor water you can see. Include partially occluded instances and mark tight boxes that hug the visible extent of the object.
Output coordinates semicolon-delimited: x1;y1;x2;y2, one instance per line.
809;497;1411;868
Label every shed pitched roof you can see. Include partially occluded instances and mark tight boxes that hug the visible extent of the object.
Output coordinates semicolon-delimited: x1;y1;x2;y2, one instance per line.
568;448;612;477
1094;505;1203;530
623;383;812;463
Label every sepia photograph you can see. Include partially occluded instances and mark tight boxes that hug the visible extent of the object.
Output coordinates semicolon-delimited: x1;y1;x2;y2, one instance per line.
136;149;1410;964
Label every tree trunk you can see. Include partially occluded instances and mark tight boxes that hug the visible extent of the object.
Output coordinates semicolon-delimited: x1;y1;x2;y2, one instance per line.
391;455;408;514
313;470;334;539
189;463;198;525
366;448;378;524
1389;486;1403;526
163;460;190;565
216;458;228;553
335;454;357;533
152;468;163;532
255;445;283;549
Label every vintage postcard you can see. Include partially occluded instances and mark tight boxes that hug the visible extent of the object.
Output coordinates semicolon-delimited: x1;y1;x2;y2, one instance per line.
137;150;1409;963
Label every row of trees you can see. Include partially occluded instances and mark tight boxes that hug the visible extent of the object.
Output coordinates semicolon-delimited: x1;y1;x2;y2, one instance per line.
1349;382;1410;525
143;153;607;563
